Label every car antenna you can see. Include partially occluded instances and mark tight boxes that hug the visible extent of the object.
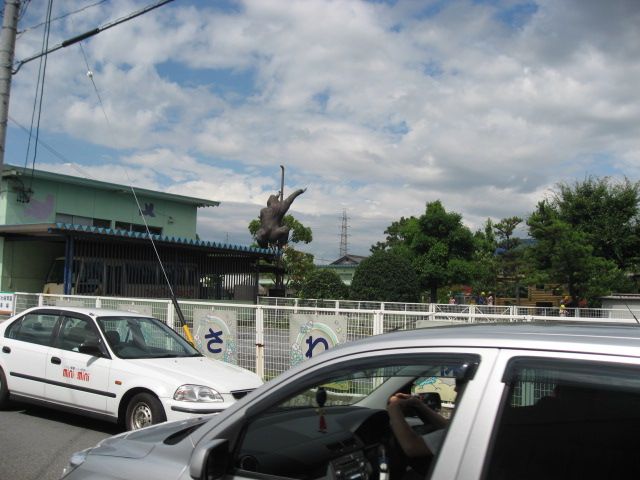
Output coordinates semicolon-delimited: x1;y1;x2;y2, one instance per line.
129;185;196;346
622;299;640;325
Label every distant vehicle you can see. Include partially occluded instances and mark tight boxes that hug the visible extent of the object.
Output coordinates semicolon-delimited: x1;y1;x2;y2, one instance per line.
0;307;262;430
56;322;640;480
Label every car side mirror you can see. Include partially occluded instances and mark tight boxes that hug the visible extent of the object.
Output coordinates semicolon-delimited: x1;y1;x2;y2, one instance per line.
78;343;106;357
189;439;229;480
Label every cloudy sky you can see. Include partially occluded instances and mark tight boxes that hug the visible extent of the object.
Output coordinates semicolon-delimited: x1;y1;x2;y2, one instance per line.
5;0;640;263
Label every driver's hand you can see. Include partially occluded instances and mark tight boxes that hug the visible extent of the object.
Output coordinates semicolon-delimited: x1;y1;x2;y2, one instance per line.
388;393;420;411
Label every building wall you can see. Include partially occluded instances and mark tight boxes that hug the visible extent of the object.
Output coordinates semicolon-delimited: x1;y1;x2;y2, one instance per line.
601;298;640;320
0;168;210;294
0;238;63;292
2;174;197;238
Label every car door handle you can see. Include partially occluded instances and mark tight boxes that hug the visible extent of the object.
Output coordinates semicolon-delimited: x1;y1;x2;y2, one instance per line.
50;356;62;365
1;346;10;354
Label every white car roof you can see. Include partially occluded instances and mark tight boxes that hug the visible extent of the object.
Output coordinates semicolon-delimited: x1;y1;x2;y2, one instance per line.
20;306;153;319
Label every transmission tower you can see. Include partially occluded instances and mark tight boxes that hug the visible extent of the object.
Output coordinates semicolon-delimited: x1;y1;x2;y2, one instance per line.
339;209;350;257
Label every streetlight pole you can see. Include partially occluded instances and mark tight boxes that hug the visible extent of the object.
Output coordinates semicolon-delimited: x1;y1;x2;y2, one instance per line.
0;0;20;169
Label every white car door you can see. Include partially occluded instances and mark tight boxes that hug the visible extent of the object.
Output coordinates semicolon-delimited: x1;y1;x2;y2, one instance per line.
45;314;113;415
1;311;58;401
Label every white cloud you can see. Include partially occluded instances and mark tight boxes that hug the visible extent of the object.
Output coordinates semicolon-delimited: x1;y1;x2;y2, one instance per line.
7;0;640;263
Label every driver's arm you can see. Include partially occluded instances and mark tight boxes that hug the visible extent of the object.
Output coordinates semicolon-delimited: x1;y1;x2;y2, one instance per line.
387;395;433;458
407;397;449;430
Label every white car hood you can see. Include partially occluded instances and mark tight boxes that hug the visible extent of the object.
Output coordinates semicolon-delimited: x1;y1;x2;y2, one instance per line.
128;356;262;392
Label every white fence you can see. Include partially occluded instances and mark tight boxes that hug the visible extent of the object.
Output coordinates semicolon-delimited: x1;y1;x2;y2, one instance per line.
10;293;640;380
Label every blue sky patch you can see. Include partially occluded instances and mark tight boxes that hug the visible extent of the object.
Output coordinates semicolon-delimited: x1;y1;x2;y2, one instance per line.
312;89;331;111
156;61;258;100
423;60;444;78
495;2;539;29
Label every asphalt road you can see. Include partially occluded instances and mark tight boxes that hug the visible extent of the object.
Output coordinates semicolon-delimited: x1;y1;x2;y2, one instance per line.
0;403;122;480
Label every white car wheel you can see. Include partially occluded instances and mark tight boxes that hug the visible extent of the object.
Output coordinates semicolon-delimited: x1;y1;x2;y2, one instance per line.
0;367;9;409
125;393;166;430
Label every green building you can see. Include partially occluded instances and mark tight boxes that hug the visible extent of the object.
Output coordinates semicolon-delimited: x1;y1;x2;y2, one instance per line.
319;254;367;286
0;165;275;301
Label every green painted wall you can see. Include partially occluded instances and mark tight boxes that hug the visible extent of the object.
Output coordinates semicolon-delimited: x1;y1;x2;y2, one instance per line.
0;168;214;294
2;175;197;238
0;239;63;292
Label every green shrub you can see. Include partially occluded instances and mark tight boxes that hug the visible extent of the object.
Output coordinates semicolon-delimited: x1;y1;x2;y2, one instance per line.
300;269;349;299
350;251;420;302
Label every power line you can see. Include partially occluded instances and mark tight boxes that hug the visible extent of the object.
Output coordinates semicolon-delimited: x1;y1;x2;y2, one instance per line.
22;0;53;197
74;25;194;344
78;42;114;143
13;0;175;73
18;0;32;23
9;114;72;163
19;0;107;36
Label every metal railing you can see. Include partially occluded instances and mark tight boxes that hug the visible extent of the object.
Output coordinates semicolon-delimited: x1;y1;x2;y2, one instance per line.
10;293;640;381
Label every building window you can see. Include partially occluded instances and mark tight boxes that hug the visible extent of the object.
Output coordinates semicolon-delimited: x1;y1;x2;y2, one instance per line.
115;221;162;236
56;213;111;228
93;218;111;228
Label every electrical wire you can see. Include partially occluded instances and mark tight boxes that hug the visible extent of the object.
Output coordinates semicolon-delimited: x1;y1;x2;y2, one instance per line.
22;0;54;198
76;38;195;344
9;114;73;164
18;0;32;23
13;0;176;73
18;0;107;36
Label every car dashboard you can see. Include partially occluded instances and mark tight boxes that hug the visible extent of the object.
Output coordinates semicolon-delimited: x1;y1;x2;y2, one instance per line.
236;405;391;480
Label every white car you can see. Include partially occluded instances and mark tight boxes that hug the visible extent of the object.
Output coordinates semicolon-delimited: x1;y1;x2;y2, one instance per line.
0;306;262;430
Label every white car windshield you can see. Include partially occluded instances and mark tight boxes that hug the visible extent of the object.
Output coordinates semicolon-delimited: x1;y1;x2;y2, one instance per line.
96;316;201;359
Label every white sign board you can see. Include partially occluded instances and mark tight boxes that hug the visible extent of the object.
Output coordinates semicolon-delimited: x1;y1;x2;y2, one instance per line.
193;309;238;364
289;314;347;367
0;293;14;315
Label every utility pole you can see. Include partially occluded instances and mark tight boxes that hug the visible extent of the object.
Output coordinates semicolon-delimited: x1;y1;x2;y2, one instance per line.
0;0;20;169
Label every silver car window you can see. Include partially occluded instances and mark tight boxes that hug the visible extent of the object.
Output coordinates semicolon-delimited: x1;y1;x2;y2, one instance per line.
234;354;478;480
485;357;640;479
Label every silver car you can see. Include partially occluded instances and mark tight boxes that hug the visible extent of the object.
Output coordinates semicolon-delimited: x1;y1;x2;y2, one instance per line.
60;322;640;479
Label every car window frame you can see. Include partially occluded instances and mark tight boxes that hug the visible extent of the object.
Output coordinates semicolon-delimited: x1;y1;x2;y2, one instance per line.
54;313;108;357
4;309;63;347
228;352;481;480
480;353;640;480
95;315;201;359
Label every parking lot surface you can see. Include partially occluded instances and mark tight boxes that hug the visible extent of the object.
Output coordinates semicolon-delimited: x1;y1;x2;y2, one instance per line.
0;404;120;480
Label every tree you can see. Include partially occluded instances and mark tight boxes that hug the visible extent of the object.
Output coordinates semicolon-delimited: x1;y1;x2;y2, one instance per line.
526;177;640;305
527;200;632;305
282;248;316;294
470;219;499;296
553;177;640;271
350;251;420;302
494;216;522;250
491;216;528;301
299;268;349;300
374;201;476;302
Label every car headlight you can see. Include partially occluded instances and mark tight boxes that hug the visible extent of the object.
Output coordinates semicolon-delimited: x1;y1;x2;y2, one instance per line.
174;384;223;402
61;448;91;478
